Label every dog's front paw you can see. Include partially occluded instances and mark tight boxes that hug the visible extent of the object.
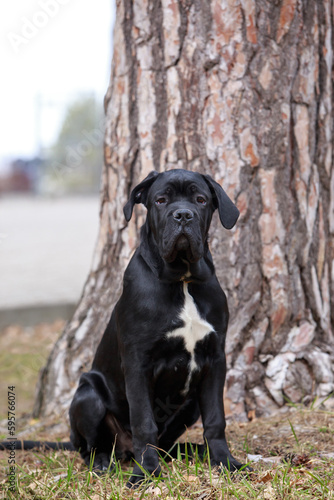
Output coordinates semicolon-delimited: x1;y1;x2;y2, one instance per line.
84;451;115;473
126;464;162;489
212;457;252;472
126;473;146;489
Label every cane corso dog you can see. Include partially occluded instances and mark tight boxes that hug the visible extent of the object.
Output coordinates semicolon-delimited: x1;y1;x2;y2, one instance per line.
69;169;245;486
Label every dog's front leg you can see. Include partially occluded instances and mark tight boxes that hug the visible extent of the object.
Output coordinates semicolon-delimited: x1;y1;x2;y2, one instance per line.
124;368;161;488
198;356;245;471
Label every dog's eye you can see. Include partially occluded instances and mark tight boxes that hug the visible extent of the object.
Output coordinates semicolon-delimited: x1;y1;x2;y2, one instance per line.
197;196;207;205
155;197;167;205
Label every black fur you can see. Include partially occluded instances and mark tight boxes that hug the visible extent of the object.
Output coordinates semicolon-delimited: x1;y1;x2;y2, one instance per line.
69;169;246;487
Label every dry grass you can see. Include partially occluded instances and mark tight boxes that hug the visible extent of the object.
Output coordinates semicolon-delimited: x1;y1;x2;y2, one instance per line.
0;321;64;419
0;402;333;499
0;322;333;498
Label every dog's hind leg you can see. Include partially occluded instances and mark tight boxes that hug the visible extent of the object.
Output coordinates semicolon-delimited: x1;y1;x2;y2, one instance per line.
69;383;115;471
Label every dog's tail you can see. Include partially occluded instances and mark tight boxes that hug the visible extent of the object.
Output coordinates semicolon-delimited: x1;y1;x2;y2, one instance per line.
0;440;75;451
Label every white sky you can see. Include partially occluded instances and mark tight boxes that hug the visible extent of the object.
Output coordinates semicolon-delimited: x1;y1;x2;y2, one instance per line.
0;0;115;167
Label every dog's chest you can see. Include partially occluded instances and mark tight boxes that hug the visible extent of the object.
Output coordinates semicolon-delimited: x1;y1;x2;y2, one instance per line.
166;282;214;373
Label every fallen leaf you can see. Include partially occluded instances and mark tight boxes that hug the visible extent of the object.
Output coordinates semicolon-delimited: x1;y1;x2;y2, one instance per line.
257;471;273;484
247;453;263;462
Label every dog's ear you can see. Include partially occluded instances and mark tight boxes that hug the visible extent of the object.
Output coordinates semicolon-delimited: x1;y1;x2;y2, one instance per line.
203;174;240;229
123;171;159;222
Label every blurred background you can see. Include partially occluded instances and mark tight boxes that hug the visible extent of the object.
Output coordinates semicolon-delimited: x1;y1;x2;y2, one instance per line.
0;0;115;417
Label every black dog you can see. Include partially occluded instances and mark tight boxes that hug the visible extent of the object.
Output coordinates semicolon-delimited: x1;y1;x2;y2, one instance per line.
69;169;244;486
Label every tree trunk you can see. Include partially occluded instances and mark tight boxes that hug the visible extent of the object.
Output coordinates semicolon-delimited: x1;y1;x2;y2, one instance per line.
34;0;334;422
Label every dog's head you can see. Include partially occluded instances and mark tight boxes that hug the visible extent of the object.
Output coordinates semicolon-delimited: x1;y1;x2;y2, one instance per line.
124;169;239;267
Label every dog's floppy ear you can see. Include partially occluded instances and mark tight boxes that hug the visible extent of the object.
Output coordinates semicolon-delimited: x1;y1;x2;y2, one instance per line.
203;174;240;229
123;171;159;222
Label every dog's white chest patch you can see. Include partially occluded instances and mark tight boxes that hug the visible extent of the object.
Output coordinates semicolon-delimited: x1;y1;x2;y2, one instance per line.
167;282;214;387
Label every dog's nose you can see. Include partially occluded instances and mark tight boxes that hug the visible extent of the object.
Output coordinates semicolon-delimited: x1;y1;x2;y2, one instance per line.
173;209;194;224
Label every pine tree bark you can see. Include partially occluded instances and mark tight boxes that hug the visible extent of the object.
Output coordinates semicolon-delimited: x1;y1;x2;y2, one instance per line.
34;0;334;421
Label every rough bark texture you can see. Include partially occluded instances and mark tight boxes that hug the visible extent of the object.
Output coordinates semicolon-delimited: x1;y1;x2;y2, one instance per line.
34;0;334;422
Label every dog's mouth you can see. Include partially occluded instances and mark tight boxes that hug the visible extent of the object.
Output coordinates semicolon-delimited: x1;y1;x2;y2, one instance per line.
175;235;190;252
163;233;200;263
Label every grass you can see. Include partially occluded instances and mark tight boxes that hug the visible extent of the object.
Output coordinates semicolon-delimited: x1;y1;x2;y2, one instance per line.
1;444;333;499
288;420;300;447
1;403;333;499
0;322;64;419
0;324;333;498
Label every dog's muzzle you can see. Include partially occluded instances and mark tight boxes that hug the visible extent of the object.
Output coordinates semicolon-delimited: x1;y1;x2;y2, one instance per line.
161;208;204;264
